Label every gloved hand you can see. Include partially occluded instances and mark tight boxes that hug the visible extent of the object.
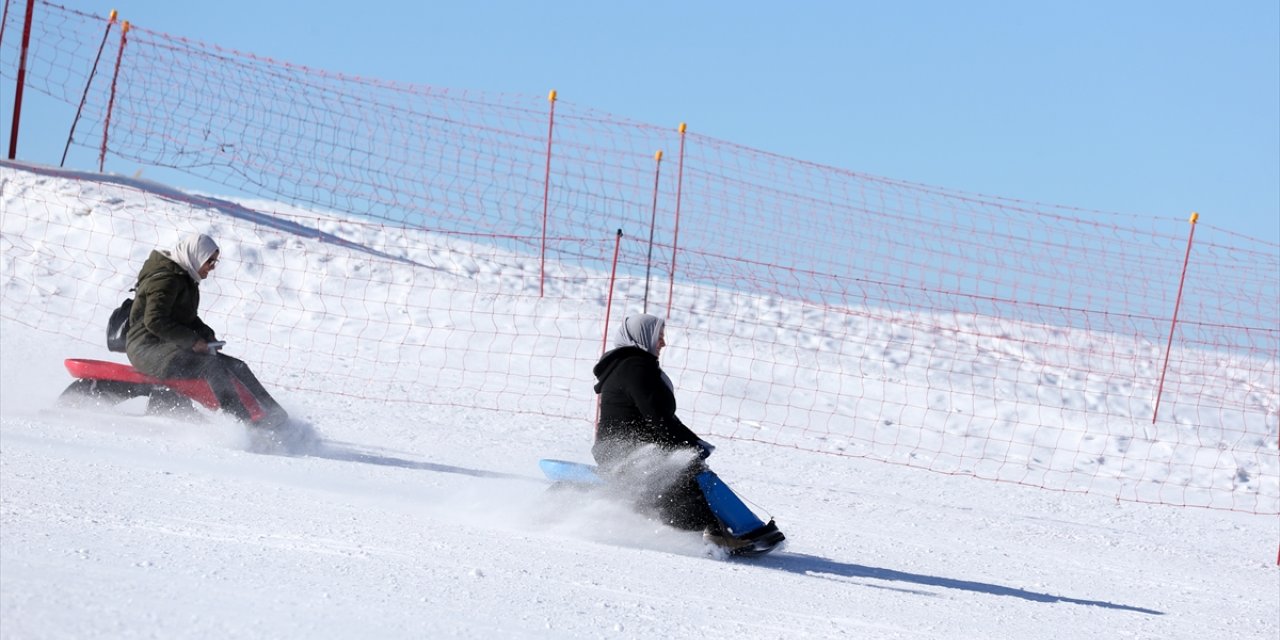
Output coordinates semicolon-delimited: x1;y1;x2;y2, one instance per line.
695;438;716;460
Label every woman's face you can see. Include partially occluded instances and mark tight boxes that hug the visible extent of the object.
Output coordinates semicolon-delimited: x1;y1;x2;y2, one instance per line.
656;328;666;356
197;250;220;280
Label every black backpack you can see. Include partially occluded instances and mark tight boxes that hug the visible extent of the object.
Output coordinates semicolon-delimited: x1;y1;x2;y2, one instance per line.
106;297;133;352
108;270;164;353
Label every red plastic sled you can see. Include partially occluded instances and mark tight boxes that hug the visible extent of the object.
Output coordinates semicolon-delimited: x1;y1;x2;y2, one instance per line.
60;358;265;421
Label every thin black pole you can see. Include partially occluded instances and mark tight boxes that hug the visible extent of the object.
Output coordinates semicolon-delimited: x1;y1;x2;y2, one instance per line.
62;10;118;167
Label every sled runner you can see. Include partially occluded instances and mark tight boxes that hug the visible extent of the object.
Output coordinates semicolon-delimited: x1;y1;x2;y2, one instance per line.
538;458;786;557
58;358;266;421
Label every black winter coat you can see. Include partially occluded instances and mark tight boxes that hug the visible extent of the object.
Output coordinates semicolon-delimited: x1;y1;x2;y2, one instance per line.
592;346;700;466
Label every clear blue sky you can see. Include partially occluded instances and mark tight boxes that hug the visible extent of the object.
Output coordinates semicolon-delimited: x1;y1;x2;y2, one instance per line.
7;0;1279;242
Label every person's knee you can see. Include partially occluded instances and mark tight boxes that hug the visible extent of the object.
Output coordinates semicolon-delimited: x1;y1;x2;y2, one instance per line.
224;358;257;381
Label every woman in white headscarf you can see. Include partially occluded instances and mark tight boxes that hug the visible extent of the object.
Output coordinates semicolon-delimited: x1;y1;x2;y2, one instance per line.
125;232;288;427
592;313;718;531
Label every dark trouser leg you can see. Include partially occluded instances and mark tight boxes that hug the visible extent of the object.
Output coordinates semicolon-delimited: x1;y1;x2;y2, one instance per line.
215;354;283;414
146;386;197;417
165;352;254;422
655;463;721;531
593;442;719;531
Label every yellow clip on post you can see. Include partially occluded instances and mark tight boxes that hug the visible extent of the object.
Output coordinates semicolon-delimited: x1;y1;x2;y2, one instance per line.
548;90;557;102
1189;212;1199;224
109;9;118;21
679;122;687;134
654;151;663;162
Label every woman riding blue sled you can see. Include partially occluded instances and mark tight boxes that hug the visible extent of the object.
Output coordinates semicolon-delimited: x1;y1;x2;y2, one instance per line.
591;313;785;556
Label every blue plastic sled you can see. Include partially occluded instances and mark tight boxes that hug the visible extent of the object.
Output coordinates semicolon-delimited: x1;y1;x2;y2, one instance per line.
694;470;769;537
538;459;607;485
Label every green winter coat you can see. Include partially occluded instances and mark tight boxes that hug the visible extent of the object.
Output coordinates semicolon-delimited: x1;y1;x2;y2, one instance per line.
125;250;217;377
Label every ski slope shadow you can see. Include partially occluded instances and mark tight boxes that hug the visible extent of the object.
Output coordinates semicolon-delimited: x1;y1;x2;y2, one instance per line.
755;552;1163;615
3;159;428;268
298;438;541;483
241;420;541;482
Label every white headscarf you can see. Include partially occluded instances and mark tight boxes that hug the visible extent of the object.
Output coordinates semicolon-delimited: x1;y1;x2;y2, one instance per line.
613;313;664;356
168;233;219;284
613;313;674;391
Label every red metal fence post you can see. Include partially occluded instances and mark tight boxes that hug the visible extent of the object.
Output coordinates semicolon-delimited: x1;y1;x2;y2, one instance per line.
665;122;687;318
98;20;131;172
7;0;36;160
539;89;557;297
642;150;663;313
1151;212;1199;424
